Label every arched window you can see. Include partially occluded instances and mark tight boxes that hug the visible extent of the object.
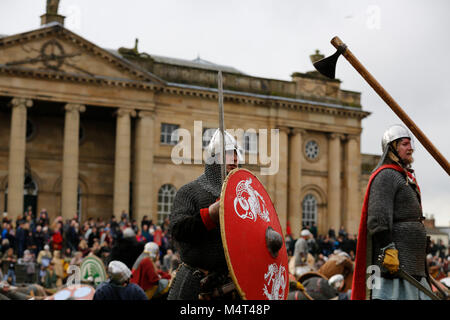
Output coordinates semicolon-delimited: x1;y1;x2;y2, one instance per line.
157;184;177;225
302;194;317;228
23;173;38;196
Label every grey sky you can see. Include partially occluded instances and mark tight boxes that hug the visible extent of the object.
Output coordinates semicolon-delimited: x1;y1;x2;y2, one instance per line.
1;0;449;226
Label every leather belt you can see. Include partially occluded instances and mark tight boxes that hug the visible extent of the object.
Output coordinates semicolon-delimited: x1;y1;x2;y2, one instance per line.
394;216;425;223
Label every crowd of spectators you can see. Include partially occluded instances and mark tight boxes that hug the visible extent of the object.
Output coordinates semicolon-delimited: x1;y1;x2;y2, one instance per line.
0;207;175;289
285;223;358;262
427;238;449;281
1;207;448;292
285;222;449;281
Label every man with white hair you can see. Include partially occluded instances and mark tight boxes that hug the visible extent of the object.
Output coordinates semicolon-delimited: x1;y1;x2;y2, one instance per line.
290;229;313;278
131;242;171;299
295;230;312;264
93;260;147;300
37;244;52;268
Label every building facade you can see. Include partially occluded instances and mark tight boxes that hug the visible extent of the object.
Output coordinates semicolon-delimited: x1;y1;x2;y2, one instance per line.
0;11;375;238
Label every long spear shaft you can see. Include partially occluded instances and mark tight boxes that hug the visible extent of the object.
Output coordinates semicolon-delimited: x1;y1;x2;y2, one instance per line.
218;71;226;183
397;269;441;300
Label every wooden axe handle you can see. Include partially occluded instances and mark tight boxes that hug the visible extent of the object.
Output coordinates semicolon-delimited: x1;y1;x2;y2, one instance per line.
331;36;450;176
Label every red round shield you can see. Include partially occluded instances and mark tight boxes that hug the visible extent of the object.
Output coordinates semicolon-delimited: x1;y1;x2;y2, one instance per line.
220;168;289;300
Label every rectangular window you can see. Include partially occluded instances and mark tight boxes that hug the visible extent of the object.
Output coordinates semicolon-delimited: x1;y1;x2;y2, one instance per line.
203;128;216;149
160;123;180;145
157;184;177;225
244;131;258;154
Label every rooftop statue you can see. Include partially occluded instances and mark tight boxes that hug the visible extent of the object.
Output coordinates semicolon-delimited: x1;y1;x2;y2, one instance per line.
46;0;60;15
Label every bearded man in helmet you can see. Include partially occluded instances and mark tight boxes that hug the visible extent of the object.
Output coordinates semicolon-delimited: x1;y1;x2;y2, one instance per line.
167;129;242;300
352;124;432;300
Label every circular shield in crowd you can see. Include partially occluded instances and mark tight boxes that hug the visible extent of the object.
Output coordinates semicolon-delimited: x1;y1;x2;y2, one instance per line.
80;255;107;286
45;285;95;300
220;168;289;300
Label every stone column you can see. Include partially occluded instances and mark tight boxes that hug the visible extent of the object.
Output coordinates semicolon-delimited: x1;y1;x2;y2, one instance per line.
133;110;154;224
113;108;136;219
344;134;361;235
328;133;344;233
266;106;277;202
288;128;305;238
61;103;85;220
265;129;277;201
7;98;33;217
275;127;289;235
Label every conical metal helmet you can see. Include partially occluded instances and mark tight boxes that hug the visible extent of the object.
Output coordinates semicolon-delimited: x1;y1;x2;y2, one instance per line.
373;124;414;171
381;124;414;152
207;129;243;162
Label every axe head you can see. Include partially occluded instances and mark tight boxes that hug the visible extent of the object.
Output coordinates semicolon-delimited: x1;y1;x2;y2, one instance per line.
313;49;342;79
313;44;347;79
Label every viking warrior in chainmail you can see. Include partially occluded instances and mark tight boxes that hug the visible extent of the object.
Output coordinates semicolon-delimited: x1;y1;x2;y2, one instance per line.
352;124;432;300
167;129;242;300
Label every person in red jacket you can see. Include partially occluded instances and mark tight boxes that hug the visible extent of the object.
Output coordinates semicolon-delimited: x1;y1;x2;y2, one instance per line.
153;226;163;247
51;224;63;251
131;242;171;299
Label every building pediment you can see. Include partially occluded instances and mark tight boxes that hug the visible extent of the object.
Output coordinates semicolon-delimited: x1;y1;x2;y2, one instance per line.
0;23;164;86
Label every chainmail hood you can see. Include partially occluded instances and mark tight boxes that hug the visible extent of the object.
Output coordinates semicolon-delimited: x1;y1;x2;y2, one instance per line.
196;161;223;198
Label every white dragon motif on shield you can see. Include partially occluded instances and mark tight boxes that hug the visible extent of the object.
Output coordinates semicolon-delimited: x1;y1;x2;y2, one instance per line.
263;263;286;300
233;178;270;222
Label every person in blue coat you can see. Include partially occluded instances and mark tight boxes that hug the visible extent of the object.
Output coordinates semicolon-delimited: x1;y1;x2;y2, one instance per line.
93;260;148;300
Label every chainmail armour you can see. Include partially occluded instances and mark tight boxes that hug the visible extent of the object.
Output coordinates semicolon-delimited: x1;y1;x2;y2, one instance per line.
170;161;227;270
168;161;228;300
367;168;426;277
197;162;223;198
167;264;205;300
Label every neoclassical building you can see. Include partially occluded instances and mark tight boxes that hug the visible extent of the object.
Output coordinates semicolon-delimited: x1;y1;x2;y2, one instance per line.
0;9;377;238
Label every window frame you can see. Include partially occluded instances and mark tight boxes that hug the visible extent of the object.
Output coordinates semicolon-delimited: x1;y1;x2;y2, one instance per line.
302;193;317;228
304;139;320;161
244;131;258;154
157;184;177;225
202;128;216;149
160;123;180;145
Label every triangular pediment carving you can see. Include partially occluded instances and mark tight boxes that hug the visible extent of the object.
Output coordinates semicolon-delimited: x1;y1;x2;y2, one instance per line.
0;24;164;85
